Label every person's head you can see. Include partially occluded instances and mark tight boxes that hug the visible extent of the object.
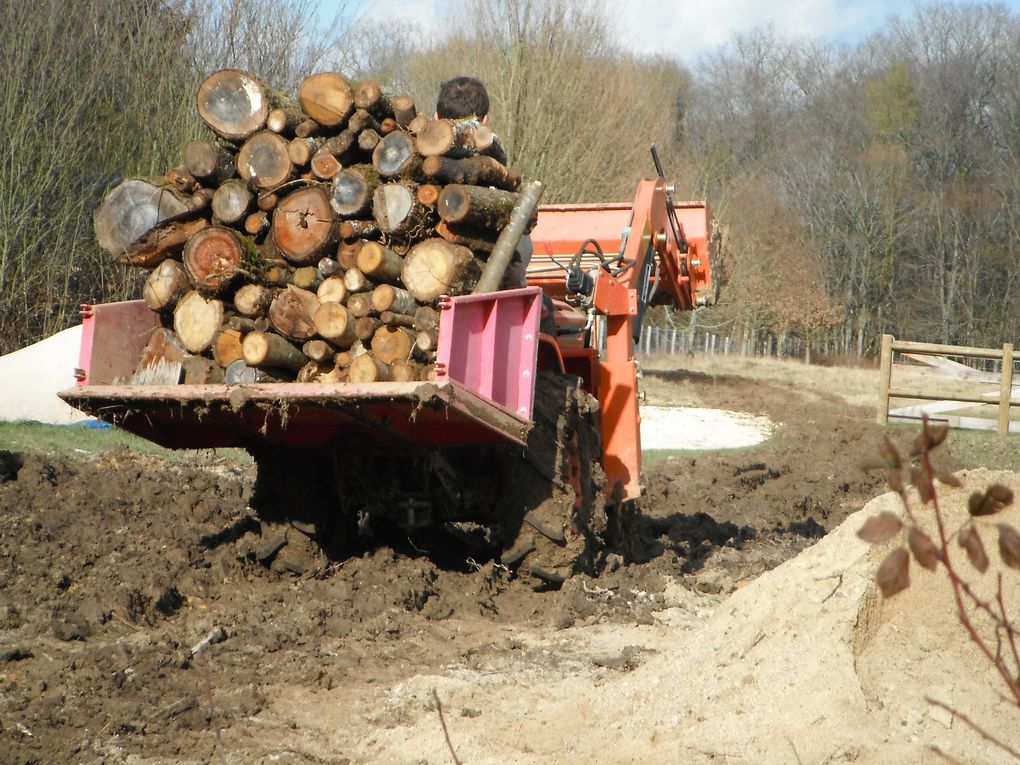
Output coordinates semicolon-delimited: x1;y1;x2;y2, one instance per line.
435;76;489;123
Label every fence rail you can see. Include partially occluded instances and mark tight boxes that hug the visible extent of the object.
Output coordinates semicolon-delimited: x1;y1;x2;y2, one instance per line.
876;334;1016;434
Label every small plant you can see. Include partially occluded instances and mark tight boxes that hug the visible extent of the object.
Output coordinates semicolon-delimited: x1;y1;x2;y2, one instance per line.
858;417;1020;760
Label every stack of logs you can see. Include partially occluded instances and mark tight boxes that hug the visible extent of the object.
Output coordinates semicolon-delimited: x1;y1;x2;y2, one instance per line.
93;68;529;384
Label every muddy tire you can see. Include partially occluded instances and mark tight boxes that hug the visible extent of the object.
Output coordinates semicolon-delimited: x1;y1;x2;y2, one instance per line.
499;372;606;588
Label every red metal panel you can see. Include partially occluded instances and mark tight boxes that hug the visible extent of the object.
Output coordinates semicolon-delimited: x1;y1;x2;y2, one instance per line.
77;300;160;385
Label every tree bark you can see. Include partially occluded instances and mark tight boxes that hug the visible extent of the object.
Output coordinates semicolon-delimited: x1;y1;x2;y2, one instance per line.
271;186;338;265
372;132;421;178
402;239;481;302
343;267;374;294
414;329;440;357
422;155;520;190
196;69;270;142
345;292;374;318
391;95;416;128
330;165;380;217
348;108;381;134
313;302;357;346
379;310;416;328
414;305;440;332
183;141;236;185
173;291;225;354
354;80;393;116
338;219;380;240
211;179;253;224
348;353;389;382
372;182;429;238
407;114;429;134
183;225;254;294
166;166;199;193
337;239;363;270
437;184;520;230
298;72;354;128
268;284;320;341
317;257;341;278
237;131;294;189
94;177;197;258
120;217;209;268
371;284;416;315
302;339;336;363
288;136;323;166
435;220;498;254
143;259;190;312
470;125;508;165
371;325;415;364
354;316;382;341
416;119;480;158
267;106;308;135
242;331;308;371
316;276;348;304
234;283;273;317
357;242;403;284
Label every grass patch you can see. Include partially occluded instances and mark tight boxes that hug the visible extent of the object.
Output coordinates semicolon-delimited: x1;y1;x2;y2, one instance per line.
0;421;249;463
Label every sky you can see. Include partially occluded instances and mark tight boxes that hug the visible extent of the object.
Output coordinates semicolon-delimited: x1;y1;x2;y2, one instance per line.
328;0;1020;64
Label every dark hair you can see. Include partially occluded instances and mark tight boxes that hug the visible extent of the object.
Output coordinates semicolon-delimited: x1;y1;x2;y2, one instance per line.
436;76;489;120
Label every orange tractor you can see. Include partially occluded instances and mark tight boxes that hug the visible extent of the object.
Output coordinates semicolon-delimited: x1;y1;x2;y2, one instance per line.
61;162;716;586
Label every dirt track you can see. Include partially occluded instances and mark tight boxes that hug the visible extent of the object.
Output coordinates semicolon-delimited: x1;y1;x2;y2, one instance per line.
0;368;898;764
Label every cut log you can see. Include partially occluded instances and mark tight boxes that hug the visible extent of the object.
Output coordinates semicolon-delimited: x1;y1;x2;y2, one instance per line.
402;239;481;302
211;179;253;224
224;315;264;333
183;141;236;185
268;284;320;341
120;217;209;268
302;339;335;363
392;95;416;128
437;184;519;230
93;178;197;258
320;130;357;158
356;242;402;284
173;291;225;353
415;329;440;357
257;191;279;211
297;360;337;382
346;292;374;318
317;257;341;278
234;284;272;317
379;117;398;135
244;211;269;236
242;331;308;371
330;165;379;217
292;265;322;291
379;310;416;329
265;265;293;286
338;219;380;240
354;80;393;116
343;268;373;294
337;239;363;270
371;325;414;364
298;72;353;128
267;106;308;135
372;182;429;238
371;284;416;315
470;125;508;165
237;131;294;189
422;155;520;191
316;276;348;304
372;132;421;178
417;184;441;206
435;220;498;254
212;328;245;367
288;136;323;166
183;225;254;294
348;108;381;133
166;167;199;193
414;305;440;332
389;359;423;382
407;114;429;134
271;186;338;265
357;128;380;152
183;355;226;384
310;151;342;180
143;259;190;312
416;118;479;158
313;302;357;346
191;188;215;211
348;353;389;383
196;69;270;142
354;316;381;341
294;118;323;138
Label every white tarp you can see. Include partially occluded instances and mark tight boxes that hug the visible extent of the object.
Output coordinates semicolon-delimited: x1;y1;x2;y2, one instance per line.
0;325;90;424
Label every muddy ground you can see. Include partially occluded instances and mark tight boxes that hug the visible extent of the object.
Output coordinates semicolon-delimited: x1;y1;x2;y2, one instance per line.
0;369;900;764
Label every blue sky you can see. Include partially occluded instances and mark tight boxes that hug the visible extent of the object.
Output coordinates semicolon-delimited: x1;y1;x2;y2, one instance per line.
326;0;1020;63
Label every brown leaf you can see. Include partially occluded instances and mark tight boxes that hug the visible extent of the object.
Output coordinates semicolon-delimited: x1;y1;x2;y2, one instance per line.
887;467;905;494
908;527;940;571
858;512;904;544
911;467;934;504
998;525;1020;570
880;437;902;468
911;422;949;456
876;548;910;597
958;525;989;573
935;470;963;488
968;485;1015;516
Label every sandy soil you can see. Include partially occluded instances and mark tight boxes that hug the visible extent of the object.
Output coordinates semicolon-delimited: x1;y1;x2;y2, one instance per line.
1;367;1015;764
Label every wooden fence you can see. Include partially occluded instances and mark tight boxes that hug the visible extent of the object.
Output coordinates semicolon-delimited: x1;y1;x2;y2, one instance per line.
877;334;1017;433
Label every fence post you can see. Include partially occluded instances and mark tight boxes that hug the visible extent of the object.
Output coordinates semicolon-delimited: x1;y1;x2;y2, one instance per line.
999;342;1014;434
877;334;894;425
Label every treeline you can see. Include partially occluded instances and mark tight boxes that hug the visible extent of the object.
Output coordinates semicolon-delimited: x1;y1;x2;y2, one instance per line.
2;0;1017;358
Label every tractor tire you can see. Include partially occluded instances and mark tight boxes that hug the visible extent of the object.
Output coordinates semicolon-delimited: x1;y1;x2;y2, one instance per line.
498;371;606;589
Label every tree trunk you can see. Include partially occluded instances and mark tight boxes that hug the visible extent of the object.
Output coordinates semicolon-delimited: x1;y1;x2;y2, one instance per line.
173;291;225;354
422;155;520;190
348;353;389;382
237;131;294;189
330;165;380;217
416;118;480;158
268;284;320;341
372;132;422;178
234;284;273;317
371;325;414;364
372;182;429;238
242;331;308;371
196;69;271;142
183;225;254;294
143;259;190;312
93;177;198;258
348;108;381;134
402;239;481;302
435;220;498;254
298;72;354;128
391;95;416;128
271;186;338;265
183;141;236;185
357;242;403;284
267;106;308;135
316;276;348;304
470;125;508;165
371;284;416;315
437;184;519;230
211;179;253;224
313;302;357;346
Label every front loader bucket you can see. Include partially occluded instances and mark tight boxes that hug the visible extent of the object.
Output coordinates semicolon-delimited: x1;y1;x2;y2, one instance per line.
59;289;543;452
